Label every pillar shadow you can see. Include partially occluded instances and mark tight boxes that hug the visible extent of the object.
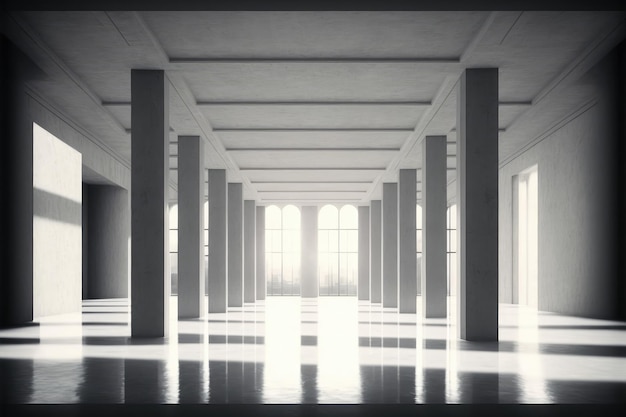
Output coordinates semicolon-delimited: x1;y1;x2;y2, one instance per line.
0;358;34;403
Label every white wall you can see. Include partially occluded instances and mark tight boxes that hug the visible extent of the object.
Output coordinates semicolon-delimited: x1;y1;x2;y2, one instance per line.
498;48;622;319
28;90;130;190
33;123;82;318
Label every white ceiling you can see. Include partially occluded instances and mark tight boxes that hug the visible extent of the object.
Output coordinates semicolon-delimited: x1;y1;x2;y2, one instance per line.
3;10;624;204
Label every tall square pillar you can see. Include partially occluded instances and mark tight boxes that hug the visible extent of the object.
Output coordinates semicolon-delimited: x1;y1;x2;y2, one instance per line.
256;206;266;300
457;68;499;341
382;183;398;308
422;136;447;318
228;183;243;308
85;185;130;300
301;206;318;298
358;206;370;301
131;69;169;337
2;38;35;327
208;169;227;313
399;169;417;313
178;135;205;318
244;200;256;303
370;200;382;303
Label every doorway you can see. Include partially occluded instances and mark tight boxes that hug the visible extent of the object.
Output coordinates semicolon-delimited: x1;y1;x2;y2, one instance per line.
514;165;538;308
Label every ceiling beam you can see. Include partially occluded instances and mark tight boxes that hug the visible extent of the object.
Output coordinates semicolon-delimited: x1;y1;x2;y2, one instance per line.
5;1;623;11
251;181;373;184
257;190;368;193
263;198;362;201
239;167;386;171
499;101;533;106
104;100;530;107
125;127;176;134
449;127;506;133
197;100;431;106
169;57;460;64
213;128;414;132
225;147;401;152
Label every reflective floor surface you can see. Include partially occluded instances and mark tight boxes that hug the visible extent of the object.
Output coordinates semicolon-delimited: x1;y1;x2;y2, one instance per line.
1;296;625;404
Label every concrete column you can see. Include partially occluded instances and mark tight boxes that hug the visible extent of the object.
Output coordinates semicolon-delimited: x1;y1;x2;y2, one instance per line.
0;41;33;327
422;137;447;318
178;136;205;318
256;206;266;300
370;200;382;303
82;185;89;299
457;68;499;341
1;38;35;327
85;185;130;299
208;169;227;313
130;69;169;338
399;169;417;313
382;183;398;308
301;206;318;298
358;206;370;300
228;183;243;307
244;200;256;303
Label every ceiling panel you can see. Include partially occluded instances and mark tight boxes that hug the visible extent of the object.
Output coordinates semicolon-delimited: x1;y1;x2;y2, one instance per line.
231;149;397;169
253;182;371;192
201;105;425;129
242;169;383;183
259;190;367;199
218;130;410;149
142;11;486;58
182;64;450;101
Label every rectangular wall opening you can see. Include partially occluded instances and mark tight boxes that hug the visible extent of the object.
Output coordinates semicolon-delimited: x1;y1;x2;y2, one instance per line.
515;165;539;308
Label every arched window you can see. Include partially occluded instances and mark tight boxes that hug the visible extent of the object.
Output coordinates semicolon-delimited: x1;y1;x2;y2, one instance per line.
265;205;301;296
169;203;178;294
447;204;457;296
204;201;208;295
318;205;358;296
318;205;338;296
282;205;301;295
171;202;209;296
416;204;422;295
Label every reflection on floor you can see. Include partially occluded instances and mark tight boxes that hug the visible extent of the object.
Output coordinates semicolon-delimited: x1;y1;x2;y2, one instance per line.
1;296;625;404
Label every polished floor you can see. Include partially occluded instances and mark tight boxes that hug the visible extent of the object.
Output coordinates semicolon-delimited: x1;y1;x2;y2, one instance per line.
1;296;625;404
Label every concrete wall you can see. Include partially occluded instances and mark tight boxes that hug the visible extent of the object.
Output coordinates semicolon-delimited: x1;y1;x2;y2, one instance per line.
499;45;623;320
28;91;130;190
33;123;82;318
2;36;128;326
85;185;130;299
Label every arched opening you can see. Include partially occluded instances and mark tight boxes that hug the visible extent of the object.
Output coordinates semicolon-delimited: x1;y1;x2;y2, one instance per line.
516;165;538;308
416;203;422;295
447;204;457;296
169;203;178;295
318;204;358;296
265;205;301;295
